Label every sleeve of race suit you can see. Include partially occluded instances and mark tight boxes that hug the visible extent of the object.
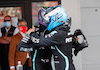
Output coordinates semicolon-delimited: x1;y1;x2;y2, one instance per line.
18;34;34;52
18;30;67;51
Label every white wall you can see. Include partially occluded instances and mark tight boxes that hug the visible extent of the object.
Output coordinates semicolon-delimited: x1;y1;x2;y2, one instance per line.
62;0;100;70
80;0;100;8
80;0;100;70
61;0;82;70
61;0;81;32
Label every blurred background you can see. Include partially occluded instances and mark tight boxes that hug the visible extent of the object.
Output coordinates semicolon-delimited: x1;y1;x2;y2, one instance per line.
0;0;100;70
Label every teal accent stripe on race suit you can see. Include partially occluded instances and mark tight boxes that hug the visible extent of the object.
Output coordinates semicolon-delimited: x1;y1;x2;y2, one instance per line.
55;45;69;70
32;49;37;70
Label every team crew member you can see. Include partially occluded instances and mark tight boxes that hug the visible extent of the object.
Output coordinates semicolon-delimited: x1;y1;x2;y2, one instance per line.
18;6;75;70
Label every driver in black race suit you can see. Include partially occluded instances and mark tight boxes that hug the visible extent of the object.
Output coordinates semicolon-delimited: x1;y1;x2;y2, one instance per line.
18;6;76;70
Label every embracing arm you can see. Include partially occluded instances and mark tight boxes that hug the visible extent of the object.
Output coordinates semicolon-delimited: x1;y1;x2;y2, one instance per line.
18;28;66;51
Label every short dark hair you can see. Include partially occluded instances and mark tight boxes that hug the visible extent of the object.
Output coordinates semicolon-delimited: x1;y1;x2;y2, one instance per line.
4;15;11;20
17;19;27;26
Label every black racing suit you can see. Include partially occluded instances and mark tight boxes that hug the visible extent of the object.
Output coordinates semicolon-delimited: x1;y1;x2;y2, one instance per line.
33;25;52;70
18;24;75;70
23;25;52;70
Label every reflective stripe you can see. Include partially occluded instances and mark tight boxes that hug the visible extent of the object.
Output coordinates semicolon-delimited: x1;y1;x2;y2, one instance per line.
55;45;69;70
32;50;37;70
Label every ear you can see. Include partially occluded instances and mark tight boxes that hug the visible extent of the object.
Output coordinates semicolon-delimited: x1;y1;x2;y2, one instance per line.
17;26;19;29
11;20;12;24
18;26;20;31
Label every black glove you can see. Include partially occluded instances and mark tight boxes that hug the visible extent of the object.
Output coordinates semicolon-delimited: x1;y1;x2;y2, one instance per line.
72;29;88;56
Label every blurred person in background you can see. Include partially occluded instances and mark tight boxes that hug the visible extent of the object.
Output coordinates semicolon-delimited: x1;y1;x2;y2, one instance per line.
0;15;19;70
8;19;32;70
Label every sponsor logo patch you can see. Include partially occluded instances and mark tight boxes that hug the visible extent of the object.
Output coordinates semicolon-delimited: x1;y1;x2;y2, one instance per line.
31;36;39;43
65;37;72;43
